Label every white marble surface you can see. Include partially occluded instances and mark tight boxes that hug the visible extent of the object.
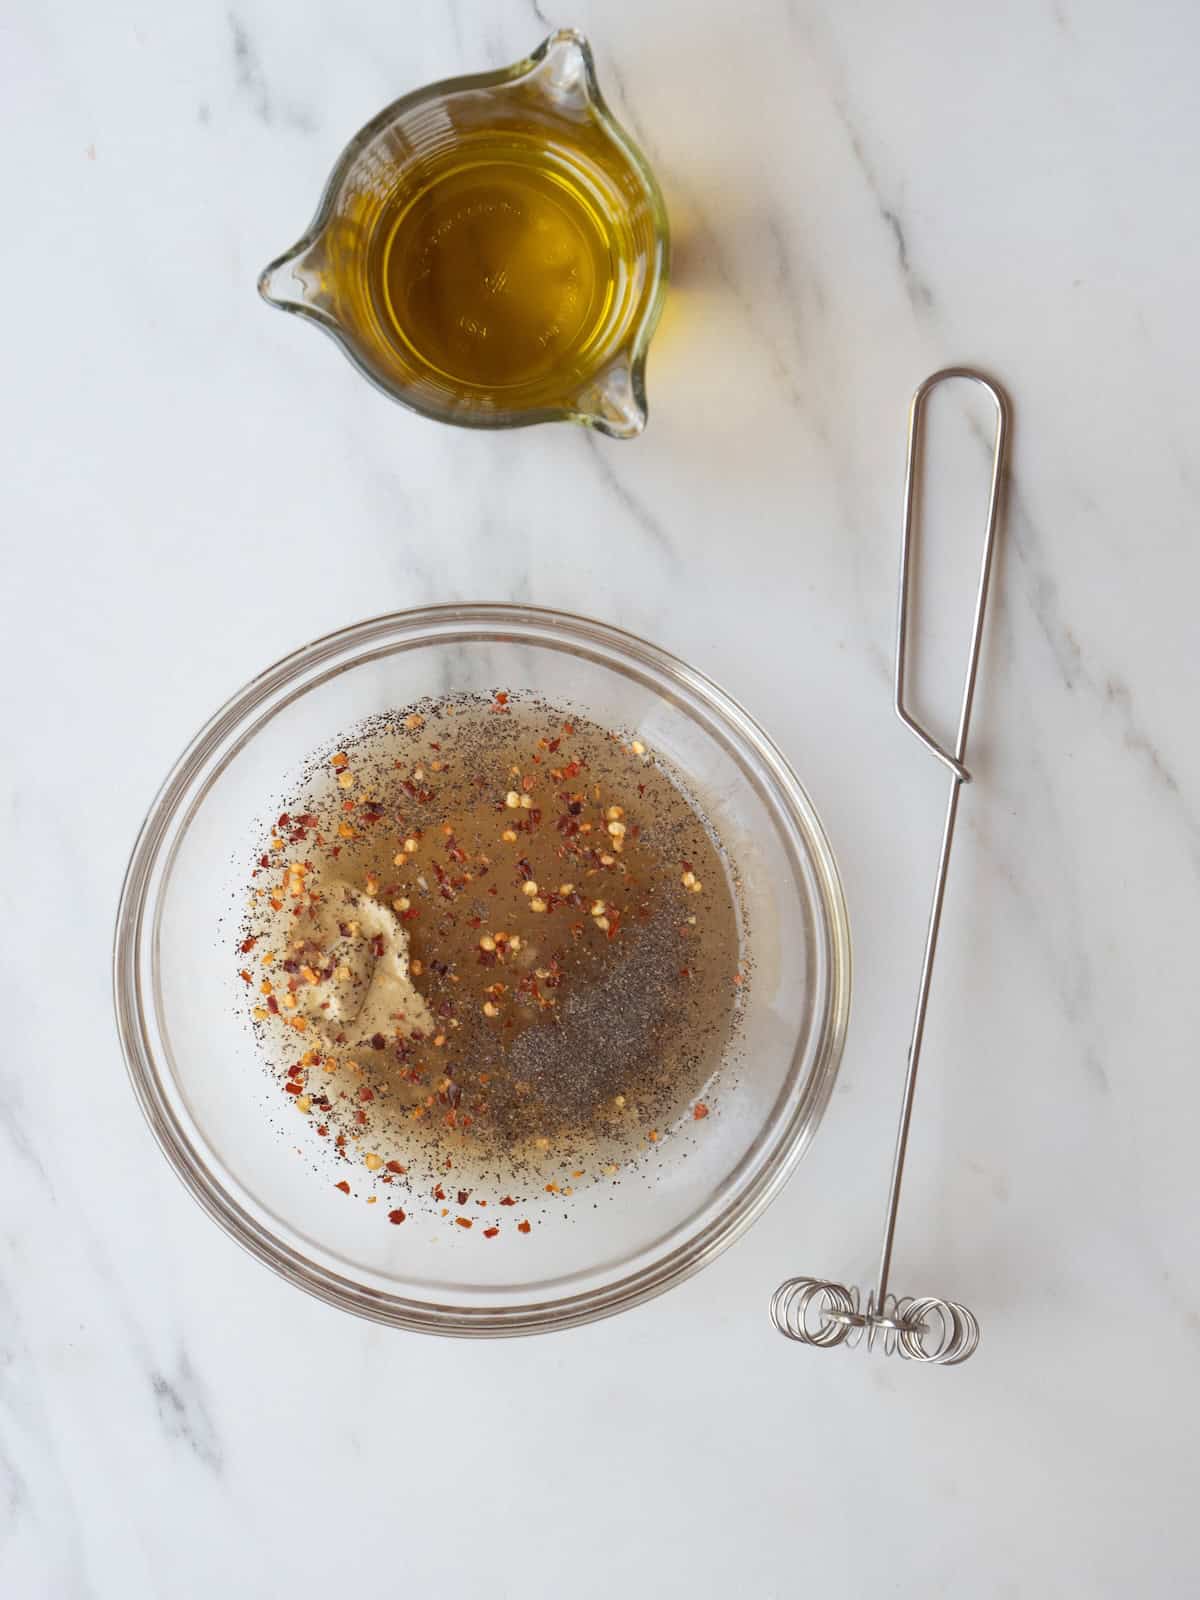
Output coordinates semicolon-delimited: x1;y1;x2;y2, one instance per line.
4;0;1199;1593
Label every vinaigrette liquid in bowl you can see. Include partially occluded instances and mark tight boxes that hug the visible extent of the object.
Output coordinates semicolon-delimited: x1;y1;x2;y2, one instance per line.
236;695;747;1229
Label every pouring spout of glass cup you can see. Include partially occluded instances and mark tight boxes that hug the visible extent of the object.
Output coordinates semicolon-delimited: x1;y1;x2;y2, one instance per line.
570;352;647;438
258;237;330;323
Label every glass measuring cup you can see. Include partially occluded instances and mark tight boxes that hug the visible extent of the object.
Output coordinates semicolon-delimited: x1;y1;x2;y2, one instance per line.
258;31;669;438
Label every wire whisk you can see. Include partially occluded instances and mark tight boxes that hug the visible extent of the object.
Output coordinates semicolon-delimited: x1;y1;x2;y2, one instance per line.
772;367;1010;1367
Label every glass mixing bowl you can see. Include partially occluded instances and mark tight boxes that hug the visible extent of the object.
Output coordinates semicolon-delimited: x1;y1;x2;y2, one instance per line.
113;606;850;1335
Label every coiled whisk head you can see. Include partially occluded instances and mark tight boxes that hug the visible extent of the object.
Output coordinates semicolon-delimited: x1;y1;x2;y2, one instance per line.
770;1277;979;1366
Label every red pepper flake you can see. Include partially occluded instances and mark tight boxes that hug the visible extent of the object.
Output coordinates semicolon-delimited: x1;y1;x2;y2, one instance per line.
259;853;270;869
388;1208;406;1224
386;1160;406;1174
562;721;575;735
240;935;258;954
433;1184;446;1202
358;1086;375;1102
499;1195;517;1206
283;1081;303;1095
456;1189;470;1206
494;691;509;705
335;1180;351;1194
316;1124;328;1137
266;994;279;1014
693;1102;710;1120
239;969;253;985
517;1220;531;1234
455;1216;473;1229
355;1109;367;1126
483;1226;500;1238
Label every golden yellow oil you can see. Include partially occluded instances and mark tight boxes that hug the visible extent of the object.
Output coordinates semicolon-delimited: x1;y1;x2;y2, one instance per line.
364;136;623;399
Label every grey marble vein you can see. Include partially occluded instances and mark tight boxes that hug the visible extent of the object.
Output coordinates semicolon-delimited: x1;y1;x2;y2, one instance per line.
580;431;677;563
836;117;935;315
766;213;825;357
228;10;317;132
0;1434;29;1540
674;190;815;416
1104;673;1187;801
527;0;555;33
0;1098;52;1193
940;399;1200;882
1003;485;1200;874
0;1264;93;1593
785;9;936;315
229;12;270;123
150;1354;223;1475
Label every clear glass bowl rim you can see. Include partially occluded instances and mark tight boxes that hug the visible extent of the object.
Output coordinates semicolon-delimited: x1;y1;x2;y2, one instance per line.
113;604;851;1336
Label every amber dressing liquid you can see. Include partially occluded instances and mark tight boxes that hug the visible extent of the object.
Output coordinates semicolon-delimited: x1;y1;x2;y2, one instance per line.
347;132;640;406
239;699;746;1200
